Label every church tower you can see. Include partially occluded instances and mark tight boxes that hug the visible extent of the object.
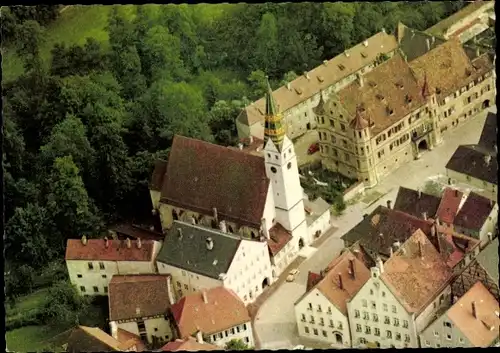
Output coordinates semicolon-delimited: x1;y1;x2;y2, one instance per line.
263;78;309;247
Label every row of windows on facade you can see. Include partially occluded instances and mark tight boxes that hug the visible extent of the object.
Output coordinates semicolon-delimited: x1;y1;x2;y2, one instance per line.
80;285;108;294
353;311;409;329
442;74;492;106
174;278;262;303
210;324;249;342
355;324;411;342
86;261;106;270
300;314;344;330
302;326;344;340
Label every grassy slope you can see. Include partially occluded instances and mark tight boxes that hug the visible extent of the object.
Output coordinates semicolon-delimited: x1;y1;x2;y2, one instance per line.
6;288;50;320
2;4;231;82
6;325;63;352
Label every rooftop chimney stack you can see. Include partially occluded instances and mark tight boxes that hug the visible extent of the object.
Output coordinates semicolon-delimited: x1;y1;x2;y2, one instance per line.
238;143;243;150
363;40;368;47
136;238;142;249
389;247;394;257
126;238;131;249
304;71;310;80
191;216;196;225
261;218;270;240
249;136;254;144
338;273;344;290
213;207;218;224
219;220;227;233
376;256;384;273
484;154;492;166
202;291;208;304
196;330;204;344
387;200;392;209
418;241;423;258
472;301;477;319
323;60;328;66
81;235;87;246
287;83;292;91
178;228;183;239
393;241;401;250
206;237;214;251
357;73;364;87
418;190;422;199
455;189;459;197
422;212;428;221
349;259;355;279
104;236;109;248
426;38;430;51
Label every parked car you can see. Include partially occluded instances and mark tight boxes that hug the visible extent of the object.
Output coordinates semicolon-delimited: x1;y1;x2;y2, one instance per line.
307;142;319;154
286;268;300;282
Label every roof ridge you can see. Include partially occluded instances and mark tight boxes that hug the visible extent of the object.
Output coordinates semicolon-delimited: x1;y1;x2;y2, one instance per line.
174;221;243;241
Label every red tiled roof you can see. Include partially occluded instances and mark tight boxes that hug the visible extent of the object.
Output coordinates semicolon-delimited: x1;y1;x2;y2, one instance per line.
454;192;495;231
306;271;322;291
116;329;146;351
65;238;157;262
158;135;270;228
160;337;219;351
436;188;464;224
172;287;250;337
382;229;453;314
108;275;172;321
432;230;480;269
227;136;266;156
267;223;293;256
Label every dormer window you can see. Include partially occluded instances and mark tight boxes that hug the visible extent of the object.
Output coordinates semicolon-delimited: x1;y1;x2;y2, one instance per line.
386;106;394;115
395;81;404;89
317;75;324;83
368;81;377;88
376;94;385;102
295;87;303;95
338;64;345;71
436;87;441;95
361;52;368;58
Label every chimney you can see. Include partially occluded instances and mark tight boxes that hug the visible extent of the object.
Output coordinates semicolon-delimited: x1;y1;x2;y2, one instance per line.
213;207;218;224
386;200;392;209
304;71;310;80
393;241;401;250
435;217;441;227
353;249;361;260
349;259;355;279
426;38;430;51
249;136;254;144
453;296;459;304
476;47;480;58
81;235;87;245
206;237;214;250
178;228;183;239
455;189;459;197
418;241;423;258
418;190;422;199
422;212;428;221
389;247;394;257
376;256;384;273
190;216;196;225
261;218;270;240
323;60;328;66
431;223;436;237
219;220;227;233
338;273;344;290
382;27;386;34
135;307;141;315
471;301;477;319
357;73;364;87
166;275;176;305
484;154;491;166
286;83;291;91
431;36;435;44
345;51;350;57
202;291;208;304
196;330;204;344
136;238;142;249
494;145;497;154
110;320;118;339
238;143;243;150
104;236;109;248
363;40;368;47
126;238;131;249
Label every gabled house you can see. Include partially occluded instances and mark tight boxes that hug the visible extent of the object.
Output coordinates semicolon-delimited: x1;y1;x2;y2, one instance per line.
435;187;465;228
160;337;219;351
156;221;273;305
65;237;161;296
347;229;453;348
453;192;498;245
108;275;175;346
392;187;441;221
171;287;253;348
67;326;145;352
294;250;371;347
419;281;500;348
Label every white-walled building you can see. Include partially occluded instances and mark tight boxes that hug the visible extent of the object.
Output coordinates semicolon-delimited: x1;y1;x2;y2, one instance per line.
171;287;254;348
347;229;454;348
419;281;500;348
294;250;371;347
108;275;175;346
65;237;161;296
304;196;332;241
156;221;273;305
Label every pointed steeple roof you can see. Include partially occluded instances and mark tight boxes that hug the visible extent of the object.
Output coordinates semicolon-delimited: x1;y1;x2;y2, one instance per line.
421;71;431;99
313;89;326;115
263;76;285;151
349;106;369;130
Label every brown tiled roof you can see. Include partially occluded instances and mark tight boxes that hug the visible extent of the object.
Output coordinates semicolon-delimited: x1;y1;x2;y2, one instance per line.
150;159;168;191
161;337;219;351
430;230;480;269
227;136;265;156
409;40;493;100
393;186;441;220
267;223;293;256
171;287;250;337
446;145;498;185
333;54;426;136
108;275;172;321
116;329;146;351
65;238;157;262
435;188;464;224
111;223;164;241
349;242;376;269
238;31;398;126
454;192;495;231
313;250;371;315
447;281;500;347
478;112;497;153
306;271;322;292
159;135;269;228
67;326;121;352
382;229;453;314
349;108;369;130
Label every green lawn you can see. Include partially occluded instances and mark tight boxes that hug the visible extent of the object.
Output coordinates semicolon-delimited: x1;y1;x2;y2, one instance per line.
3;4;232;82
6;325;64;352
6;287;49;320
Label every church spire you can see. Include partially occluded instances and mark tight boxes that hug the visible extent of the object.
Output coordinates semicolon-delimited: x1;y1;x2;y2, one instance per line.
263;76;285;150
422;71;431;99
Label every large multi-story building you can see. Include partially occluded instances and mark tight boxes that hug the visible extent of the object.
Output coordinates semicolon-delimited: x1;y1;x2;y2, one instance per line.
315;39;495;188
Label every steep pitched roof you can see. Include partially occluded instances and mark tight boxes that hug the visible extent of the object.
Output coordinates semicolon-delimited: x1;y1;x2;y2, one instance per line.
334;54;426;136
447;281;500;347
446;145;498;185
158;135;269;228
116;329;146;351
454;192;495;231
476;238;499;284
156;221;241;280
477;112;497;153
65;238;157;262
341;206;434;258
160;337;219;351
238;31;398;126
393;186;441;219
409;40;493;100
67;326;121;352
396;22;446;62
430;230;480;269
382;229;453;314
296;250;371;315
306;271;322;292
266;223;293;257
171;287;250;337
108;274;172;321
435;188;464;224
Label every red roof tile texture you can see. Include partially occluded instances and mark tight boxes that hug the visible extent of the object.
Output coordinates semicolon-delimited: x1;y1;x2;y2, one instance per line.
435;188;464;224
157;135;270;228
65;238;157;262
172;287;250;337
454;192;495;231
267;223;293;256
160;337;219;351
108;275;172;321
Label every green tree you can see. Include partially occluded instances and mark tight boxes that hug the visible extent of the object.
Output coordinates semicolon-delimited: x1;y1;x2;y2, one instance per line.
43;281;91;328
247;70;268;99
15;20;45;72
253;12;280;75
321;3;356;57
280;71;298;86
225;339;251;350
5;264;36;300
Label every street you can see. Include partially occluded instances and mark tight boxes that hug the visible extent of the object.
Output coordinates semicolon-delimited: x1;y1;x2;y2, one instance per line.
253;106;496;349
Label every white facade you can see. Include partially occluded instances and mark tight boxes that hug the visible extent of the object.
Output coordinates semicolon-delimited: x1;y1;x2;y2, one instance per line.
295;288;351;347
110;315;173;345
270;241;295;279
454;203;498;246
205;321;255;348
306;208;331;241
157;239;272;305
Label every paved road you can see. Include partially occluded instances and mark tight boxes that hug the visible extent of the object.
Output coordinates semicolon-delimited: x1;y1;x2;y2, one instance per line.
253;106;495;349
